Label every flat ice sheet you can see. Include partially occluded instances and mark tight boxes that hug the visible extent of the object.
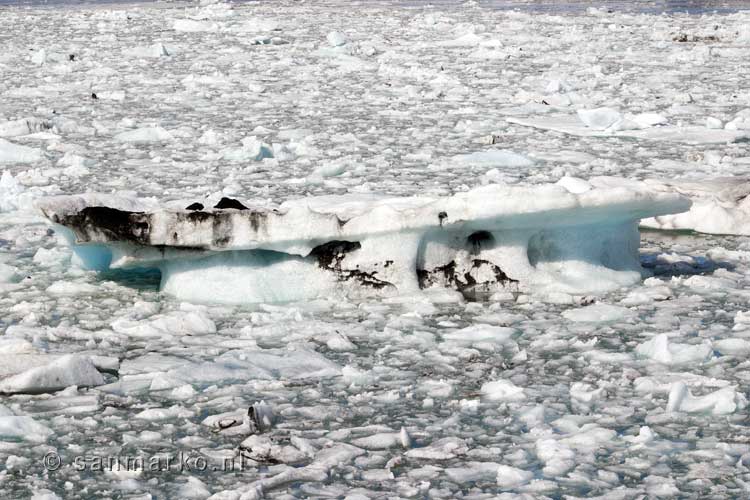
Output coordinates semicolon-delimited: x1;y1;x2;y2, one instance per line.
507;115;750;145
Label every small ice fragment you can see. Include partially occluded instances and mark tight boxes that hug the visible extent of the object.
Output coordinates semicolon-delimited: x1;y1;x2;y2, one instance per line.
562;303;634;323
667;381;747;415
400;427;411;448
706;117;723;129
114;126;173;143
635;334;713;365
327;31;347;46
496;464;534;488
631;113;668;128
249;401;274;432
0;415;53;443
481;379;525;402
577;107;622;130
0;354;104;394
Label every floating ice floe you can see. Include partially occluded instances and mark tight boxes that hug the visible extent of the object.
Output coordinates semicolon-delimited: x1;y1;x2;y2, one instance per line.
0;138;44;164
123;43;170;58
114;126;174;143
640;177;750;235
0;171;28;212
0;411;53;443
507;113;749;144
666;381;747;415
0;354;106;394
37;179;689;303
0;117;52;137
173;19;219;32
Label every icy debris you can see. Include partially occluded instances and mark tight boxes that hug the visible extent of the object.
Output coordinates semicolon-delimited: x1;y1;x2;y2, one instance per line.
0;117;52;137
667;381;747;415
634;373;731;395
0;138;44;164
452;149;535;168
0;354;105;394
496;464;534;488
239;435;307;464
29;491;61;500
0;261;19;283
202;410;252;436
249;401;274;432
405;437;467;460
46;281;98;296
714;338;750;356
0;414;53;443
135;406;193;421
174;19;219;32
635;334;713;365
623;425;656;446
350;428;410;450
481;379;526;402
535;438;576;477
124;43;170;58
508;114;749;144
111;307;216;338
442;324;516;347
114;126;174;143
562;303;635;323
327;31;347;47
177;477;211;500
238;444;365;499
222;136;274;162
570;382;605;405
577;107;623;130
0;171;27;212
445;462;502;484
706;117;723;129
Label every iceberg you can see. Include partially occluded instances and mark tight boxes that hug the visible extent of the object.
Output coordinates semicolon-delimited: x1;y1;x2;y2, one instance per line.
38;180;689;304
641;177;750;235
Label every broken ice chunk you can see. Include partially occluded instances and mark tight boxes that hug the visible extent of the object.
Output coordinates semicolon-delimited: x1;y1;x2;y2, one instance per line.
0;354;105;395
667;381;747;415
577;107;622;130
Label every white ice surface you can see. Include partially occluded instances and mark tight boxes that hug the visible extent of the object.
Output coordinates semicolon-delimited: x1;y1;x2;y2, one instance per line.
1;1;750;498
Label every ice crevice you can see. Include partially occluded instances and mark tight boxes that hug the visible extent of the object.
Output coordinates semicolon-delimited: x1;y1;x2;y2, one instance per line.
38;178;690;304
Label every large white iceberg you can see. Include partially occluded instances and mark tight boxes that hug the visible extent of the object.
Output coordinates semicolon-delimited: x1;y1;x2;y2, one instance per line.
37;179;689;304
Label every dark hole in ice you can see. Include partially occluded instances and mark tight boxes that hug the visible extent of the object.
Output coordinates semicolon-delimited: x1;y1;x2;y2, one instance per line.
91;92;98;99
214;197;248;210
97;267;162;292
467;230;494;254
186;202;204;211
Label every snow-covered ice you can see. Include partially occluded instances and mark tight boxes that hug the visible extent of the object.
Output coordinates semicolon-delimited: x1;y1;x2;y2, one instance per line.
1;0;750;498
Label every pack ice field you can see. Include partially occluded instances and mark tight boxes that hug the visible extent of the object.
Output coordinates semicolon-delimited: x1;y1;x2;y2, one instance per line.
2;1;750;499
